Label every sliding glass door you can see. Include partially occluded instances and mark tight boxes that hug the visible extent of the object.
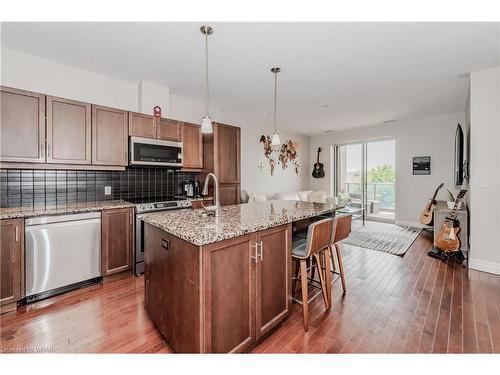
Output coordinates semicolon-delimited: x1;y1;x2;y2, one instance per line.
333;138;396;224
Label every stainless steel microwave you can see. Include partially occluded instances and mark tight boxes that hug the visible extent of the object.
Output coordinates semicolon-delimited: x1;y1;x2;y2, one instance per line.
129;136;183;167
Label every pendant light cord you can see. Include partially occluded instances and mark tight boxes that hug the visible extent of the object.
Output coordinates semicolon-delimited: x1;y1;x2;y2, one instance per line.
204;28;209;117
274;70;277;134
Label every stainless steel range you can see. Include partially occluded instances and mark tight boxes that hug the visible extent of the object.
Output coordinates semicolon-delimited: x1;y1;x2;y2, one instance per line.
132;197;191;275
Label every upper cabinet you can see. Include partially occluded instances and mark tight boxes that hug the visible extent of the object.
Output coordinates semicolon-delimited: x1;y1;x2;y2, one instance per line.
92;105;129;166
129;112;156;138
202;122;241;205
46;96;92;164
216;123;241;184
129;114;182;142
182;122;203;170
0;85;212;171
0;86;46;163
157;118;181;141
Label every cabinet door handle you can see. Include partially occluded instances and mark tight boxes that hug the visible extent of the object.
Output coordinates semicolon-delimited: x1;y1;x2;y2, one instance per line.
250;242;258;264
15;225;19;242
258;241;264;261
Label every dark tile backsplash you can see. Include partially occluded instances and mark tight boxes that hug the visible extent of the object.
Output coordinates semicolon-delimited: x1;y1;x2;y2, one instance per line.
0;168;198;208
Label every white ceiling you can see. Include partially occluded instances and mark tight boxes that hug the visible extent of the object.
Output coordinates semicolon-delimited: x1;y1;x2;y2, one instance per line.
1;22;499;135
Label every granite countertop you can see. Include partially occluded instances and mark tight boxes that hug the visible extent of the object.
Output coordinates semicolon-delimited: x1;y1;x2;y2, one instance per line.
0;200;134;220
142;200;339;246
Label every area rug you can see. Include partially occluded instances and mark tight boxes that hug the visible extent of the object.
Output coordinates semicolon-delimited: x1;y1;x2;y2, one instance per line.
341;222;422;255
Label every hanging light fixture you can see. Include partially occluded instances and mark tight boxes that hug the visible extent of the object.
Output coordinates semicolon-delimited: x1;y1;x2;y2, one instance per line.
271;67;281;146
200;25;214;134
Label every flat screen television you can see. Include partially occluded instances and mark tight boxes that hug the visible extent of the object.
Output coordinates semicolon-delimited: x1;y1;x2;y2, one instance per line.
454;123;464;187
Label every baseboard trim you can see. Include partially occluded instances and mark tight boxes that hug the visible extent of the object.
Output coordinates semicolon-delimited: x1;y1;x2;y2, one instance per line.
468;258;500;275
395;220;430;229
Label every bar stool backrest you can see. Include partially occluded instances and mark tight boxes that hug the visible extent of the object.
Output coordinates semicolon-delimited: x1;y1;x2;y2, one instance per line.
333;214;352;243
303;218;334;258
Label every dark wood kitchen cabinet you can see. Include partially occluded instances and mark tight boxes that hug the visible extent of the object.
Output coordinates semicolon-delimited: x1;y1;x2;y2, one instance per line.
144;223;291;353
203;234;256;353
92;105;129;166
157;118;181;141
202;122;241;205
219;184;241;207
255;225;291;339
46;96;92;164
216;123;241;185
128;112;156;139
0;86;46;163
206;224;290;352
1;218;24;313
101;208;134;276
182;122;203;170
129;114;182;142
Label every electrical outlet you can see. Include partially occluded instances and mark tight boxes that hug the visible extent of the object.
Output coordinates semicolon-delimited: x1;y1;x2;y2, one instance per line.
104;186;112;196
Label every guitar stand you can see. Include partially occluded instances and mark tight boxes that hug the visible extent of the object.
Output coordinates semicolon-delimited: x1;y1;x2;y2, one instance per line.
427;247;466;268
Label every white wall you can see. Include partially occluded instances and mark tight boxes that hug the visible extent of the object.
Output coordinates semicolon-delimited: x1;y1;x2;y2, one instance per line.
0;46;310;197
310;112;465;225
469;66;500;275
1;47;138;110
138;80;170;116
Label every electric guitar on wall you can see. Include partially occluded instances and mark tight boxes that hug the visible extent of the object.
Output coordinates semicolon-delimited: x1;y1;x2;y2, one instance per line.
419;183;444;225
435;189;467;253
312;147;325;178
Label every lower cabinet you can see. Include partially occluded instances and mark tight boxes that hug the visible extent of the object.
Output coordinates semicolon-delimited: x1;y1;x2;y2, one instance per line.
0;218;24;312
204;234;256;353
204;224;292;352
144;223;291;353
255;225;291;339
101;208;134;276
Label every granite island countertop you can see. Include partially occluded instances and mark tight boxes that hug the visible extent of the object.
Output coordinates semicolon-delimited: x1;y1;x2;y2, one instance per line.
0;200;134;220
142;200;339;246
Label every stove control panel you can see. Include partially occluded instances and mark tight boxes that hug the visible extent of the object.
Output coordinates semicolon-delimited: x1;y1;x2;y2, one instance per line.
136;200;191;213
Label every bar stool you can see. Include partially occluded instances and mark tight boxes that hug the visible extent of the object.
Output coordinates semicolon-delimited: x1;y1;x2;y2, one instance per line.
330;215;352;293
325;214;351;303
291;217;333;331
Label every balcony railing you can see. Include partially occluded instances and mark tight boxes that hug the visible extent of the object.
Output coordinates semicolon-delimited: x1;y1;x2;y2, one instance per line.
345;182;395;210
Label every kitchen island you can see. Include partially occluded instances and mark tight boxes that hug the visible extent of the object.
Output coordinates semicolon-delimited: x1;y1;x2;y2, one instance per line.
141;200;338;353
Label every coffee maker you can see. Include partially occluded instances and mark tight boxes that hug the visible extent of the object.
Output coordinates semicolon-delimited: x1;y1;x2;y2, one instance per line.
184;180;200;198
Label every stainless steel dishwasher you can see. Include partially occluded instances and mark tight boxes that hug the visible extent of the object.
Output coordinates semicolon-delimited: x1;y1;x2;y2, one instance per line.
25;212;102;301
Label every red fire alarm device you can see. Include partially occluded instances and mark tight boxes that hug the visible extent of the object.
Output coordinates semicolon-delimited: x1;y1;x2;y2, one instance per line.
153;106;161;117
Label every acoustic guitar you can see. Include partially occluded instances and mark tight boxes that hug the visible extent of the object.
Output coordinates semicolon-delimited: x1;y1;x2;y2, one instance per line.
419;183;444;225
435;189;467;253
312;147;325;178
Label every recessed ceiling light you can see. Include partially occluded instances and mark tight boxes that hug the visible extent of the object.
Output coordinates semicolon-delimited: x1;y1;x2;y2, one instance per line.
262;112;268;116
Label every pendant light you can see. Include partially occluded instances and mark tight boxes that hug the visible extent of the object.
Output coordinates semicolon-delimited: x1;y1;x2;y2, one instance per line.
200;25;214;134
271;67;281;146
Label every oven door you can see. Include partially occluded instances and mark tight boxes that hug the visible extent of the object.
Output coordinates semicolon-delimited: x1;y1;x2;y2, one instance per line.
130;136;183;167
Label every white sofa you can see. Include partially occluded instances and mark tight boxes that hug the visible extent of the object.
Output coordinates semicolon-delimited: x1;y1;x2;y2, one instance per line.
275;190;338;205
241;189;338;205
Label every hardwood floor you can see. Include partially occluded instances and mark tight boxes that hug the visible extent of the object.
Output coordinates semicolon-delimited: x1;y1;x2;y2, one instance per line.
1;230;499;353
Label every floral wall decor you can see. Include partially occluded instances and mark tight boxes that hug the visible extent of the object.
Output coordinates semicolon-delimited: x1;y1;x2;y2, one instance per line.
259;135;300;176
